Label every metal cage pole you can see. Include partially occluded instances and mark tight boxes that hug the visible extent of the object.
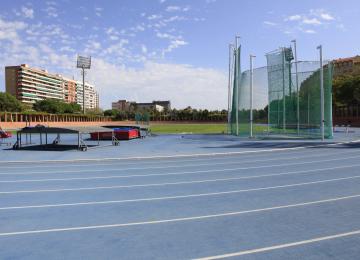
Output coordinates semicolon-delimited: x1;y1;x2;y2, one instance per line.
281;48;286;133
250;55;255;138
227;44;233;134
291;40;300;135
317;45;325;141
235;36;240;136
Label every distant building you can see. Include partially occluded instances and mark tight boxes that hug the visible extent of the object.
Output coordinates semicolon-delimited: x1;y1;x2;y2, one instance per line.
5;64;64;105
112;100;131;111
333;56;360;77
111;99;170;112
137;102;164;112
153;100;171;110
76;81;99;110
5;64;99;109
63;77;77;104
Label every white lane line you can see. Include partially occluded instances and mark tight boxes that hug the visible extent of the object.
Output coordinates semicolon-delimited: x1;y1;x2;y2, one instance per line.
1;174;360;210
3;152;359;182
1;194;360;237
1;164;359;194
3;157;360;184
0;139;358;164
0;149;356;170
1;153;360;177
194;230;360;260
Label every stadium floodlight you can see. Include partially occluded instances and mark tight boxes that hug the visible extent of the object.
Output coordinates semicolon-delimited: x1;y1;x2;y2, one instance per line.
77;55;91;69
284;47;294;62
76;55;91;114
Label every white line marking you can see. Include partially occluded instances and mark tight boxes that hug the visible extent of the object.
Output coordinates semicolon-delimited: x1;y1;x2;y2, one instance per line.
0;149;356;170
1;164;359;194
194;230;360;260
0;139;358;164
1;194;360;237
1;175;360;210
2;157;360;184
1;154;359;176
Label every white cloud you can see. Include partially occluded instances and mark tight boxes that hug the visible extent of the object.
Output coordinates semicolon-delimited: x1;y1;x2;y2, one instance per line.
0;18;27;42
60;46;75;52
166;5;190;12
95;7;103;17
166;6;181;12
281;9;338;35
141;45;147;53
44;6;58;18
20;7;34;19
88;60;227;109
156;32;176;39
162;39;188;55
302;17;322;25
109;35;119;41
303;29;316;34
286;15;301;21
263;21;277;26
148;14;162;20
310;9;335;21
164;16;187;23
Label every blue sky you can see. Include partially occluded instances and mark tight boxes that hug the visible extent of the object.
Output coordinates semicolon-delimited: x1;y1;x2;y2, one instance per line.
0;0;359;109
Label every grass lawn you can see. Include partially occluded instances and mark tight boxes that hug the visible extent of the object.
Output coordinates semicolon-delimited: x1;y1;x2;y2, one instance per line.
149;123;271;134
149;123;227;134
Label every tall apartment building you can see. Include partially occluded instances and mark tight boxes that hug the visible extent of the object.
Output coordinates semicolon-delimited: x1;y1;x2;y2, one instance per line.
76;81;99;110
5;64;64;105
63;77;77;104
5;64;99;109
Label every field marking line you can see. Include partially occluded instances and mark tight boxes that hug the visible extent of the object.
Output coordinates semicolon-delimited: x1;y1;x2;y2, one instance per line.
194;230;360;260
1;194;360;236
1;153;359;177
0;139;359;164
2;174;360;209
2;157;360;184
1;163;359;194
1;148;356;171
1;148;357;170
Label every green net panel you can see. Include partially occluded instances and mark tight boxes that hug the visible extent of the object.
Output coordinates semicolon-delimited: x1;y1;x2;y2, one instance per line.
266;48;333;138
135;112;150;125
230;46;241;135
230;46;333;139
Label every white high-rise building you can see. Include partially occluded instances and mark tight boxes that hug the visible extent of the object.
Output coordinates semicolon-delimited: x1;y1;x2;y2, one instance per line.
76;81;99;110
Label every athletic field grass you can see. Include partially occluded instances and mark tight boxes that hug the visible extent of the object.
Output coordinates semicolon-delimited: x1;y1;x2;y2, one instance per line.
149;123;269;134
150;123;227;134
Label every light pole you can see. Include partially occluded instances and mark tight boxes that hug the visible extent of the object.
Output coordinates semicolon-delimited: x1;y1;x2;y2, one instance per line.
291;40;300;135
77;55;91;114
235;35;241;136
250;54;255;138
317;45;324;141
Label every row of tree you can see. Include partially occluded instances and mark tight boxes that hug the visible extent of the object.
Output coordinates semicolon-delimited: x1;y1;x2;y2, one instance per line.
333;74;360;106
103;107;229;122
